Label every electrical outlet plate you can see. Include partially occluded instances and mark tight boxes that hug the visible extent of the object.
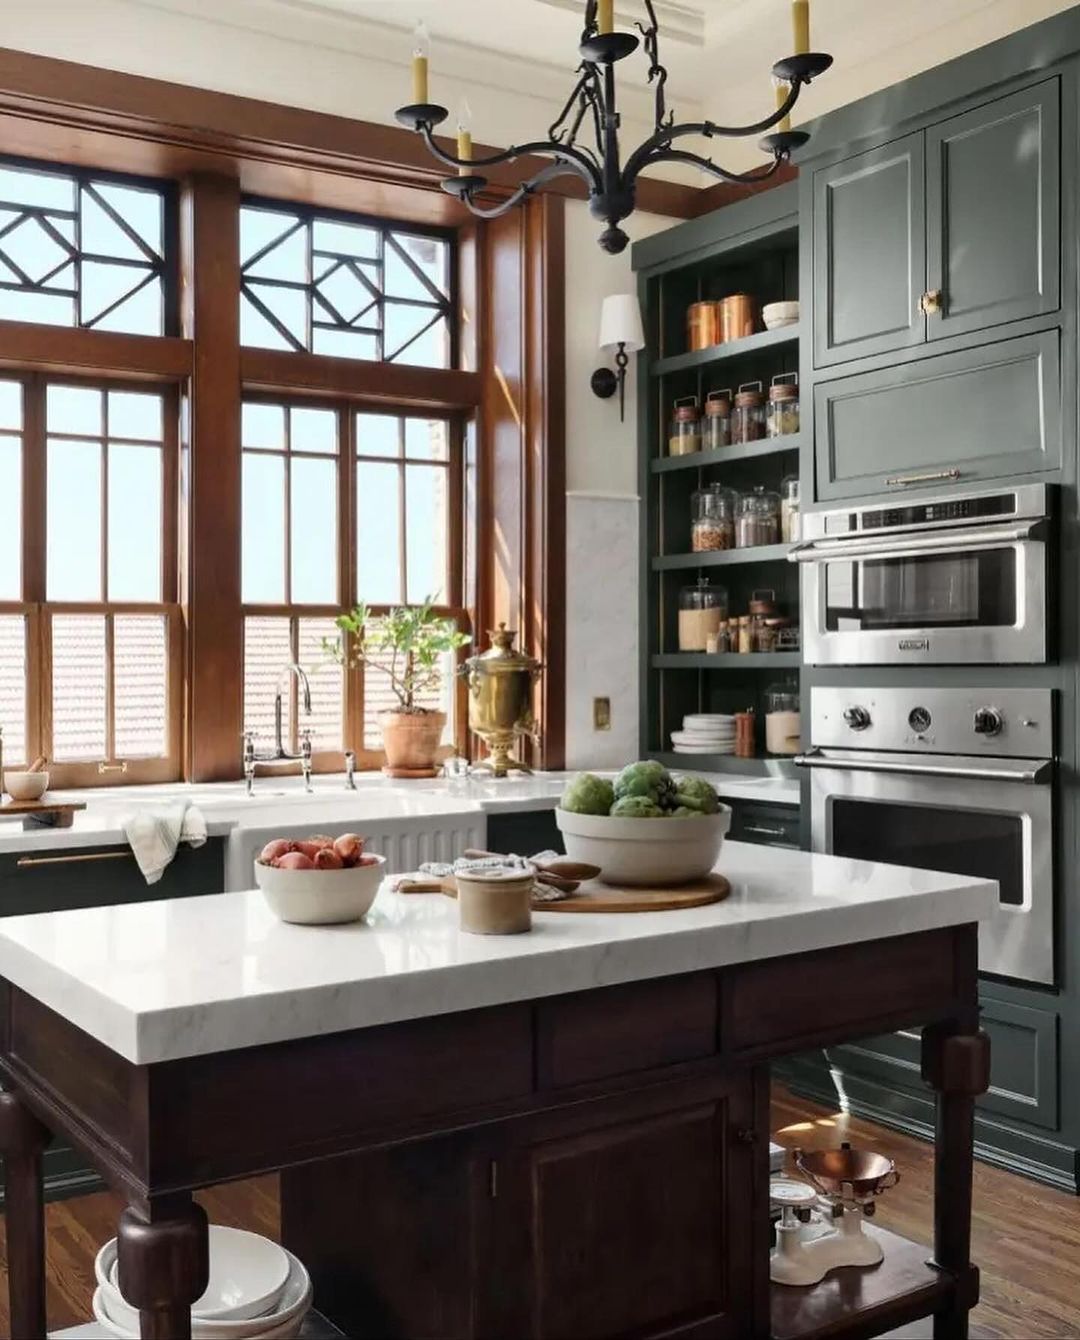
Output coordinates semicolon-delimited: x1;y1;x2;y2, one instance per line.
593;697;612;731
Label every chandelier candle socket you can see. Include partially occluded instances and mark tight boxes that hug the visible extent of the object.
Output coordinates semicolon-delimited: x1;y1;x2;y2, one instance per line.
394;0;832;253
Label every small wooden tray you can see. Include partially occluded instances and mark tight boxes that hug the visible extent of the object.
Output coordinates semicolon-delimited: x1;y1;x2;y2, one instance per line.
398;872;731;914
0;799;86;830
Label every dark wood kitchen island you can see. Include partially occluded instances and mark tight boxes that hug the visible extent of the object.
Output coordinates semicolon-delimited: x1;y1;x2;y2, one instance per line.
0;842;994;1340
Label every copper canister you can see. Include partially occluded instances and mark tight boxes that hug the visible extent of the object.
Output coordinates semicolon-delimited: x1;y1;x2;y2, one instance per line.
686;300;719;351
718;293;757;342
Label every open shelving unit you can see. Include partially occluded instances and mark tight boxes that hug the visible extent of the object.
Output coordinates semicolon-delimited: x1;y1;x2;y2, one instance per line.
635;183;803;774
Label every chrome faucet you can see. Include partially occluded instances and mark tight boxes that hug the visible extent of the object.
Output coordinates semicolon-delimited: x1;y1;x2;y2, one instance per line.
344;749;357;791
241;663;316;795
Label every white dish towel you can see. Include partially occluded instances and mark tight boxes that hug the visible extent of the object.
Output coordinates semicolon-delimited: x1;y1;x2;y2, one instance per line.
124;803;208;884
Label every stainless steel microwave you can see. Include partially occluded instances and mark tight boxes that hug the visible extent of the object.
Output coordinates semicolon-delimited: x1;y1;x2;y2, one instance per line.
791;484;1051;666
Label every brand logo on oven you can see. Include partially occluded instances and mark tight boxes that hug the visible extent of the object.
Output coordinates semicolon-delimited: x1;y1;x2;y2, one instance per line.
897;637;931;652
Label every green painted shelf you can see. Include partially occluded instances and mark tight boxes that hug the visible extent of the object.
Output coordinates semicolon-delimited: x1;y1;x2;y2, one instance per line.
651;324;800;377
653;652;801;670
651;435;801;472
653;544;794;571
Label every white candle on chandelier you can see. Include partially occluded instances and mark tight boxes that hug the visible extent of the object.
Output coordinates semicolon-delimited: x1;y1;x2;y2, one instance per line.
456;98;474;176
412;20;430;104
774;79;791;133
792;0;810;55
597;0;614;35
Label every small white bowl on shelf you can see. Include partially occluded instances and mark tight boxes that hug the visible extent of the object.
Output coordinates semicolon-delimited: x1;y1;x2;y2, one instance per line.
254;853;385;925
762;300;799;330
3;770;49;802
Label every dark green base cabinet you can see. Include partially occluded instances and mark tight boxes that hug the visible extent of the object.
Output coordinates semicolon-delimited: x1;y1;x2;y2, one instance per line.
0;837;226;1203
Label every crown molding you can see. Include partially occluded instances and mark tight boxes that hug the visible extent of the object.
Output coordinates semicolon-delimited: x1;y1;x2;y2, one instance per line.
533;0;704;45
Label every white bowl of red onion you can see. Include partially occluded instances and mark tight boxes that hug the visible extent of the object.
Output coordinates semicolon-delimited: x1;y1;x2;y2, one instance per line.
254;834;384;925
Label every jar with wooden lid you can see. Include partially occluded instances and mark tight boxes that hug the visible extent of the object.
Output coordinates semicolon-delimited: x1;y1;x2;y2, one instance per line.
692;485;737;552
678;578;728;651
668;396;701;457
736;615;752;655
731;381;766;444
767;372;800;438
702;389;732;451
748;589;779;652
765;682;801;756
780;475;801;543
687;300;719;352
736;485;780;547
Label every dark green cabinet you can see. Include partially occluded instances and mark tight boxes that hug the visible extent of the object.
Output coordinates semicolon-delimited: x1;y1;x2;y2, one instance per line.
727;800;800;850
814;328;1061;499
814;79;1060;369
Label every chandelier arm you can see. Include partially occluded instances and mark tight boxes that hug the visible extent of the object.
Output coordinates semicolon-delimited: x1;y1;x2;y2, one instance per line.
639;148;786;186
548;67;593;143
418;124;602;192
637;0;668;131
456;162;582;219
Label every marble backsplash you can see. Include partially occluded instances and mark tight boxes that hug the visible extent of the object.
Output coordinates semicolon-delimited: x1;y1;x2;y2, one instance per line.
564;492;639;770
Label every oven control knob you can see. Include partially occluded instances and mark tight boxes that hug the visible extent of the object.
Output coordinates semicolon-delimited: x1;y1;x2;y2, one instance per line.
973;707;1004;737
908;707;932;735
843;706;872;732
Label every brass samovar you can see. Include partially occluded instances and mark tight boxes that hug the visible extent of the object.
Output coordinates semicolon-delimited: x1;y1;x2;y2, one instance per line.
465;625;542;777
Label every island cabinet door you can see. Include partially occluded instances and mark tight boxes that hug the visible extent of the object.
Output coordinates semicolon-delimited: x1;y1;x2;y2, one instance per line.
926;80;1060;343
812;133;927;368
480;1071;766;1340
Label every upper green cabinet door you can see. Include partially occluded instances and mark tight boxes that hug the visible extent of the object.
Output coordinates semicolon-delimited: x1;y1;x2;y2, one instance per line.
926;81;1060;341
813;133;926;368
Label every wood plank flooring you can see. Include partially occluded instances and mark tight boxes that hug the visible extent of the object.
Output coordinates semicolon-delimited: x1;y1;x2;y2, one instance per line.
0;1087;1077;1337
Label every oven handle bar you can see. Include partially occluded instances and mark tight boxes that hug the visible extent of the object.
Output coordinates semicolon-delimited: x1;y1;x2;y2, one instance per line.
794;749;1052;785
788;519;1045;564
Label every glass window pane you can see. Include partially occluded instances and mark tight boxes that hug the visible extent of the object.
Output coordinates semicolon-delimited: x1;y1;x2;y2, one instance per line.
404;418;449;462
242;403;286;451
47;384;102;437
313;218;379;259
0;614;27;765
52;614;107;761
47;439;102;601
290;407;337;455
241;293;295;352
2;216;68;283
387;232;448;299
356;413;400;459
244;281;305;348
92;182;163;255
0;381;22;431
405;465;448;605
0;437;21;600
108;445;162;601
244;616;292;746
356;462;401;605
242;453;286;604
0;287;75;327
90;276;162;337
290;457;337;604
311;326;378;361
108;390;163;442
241;208;302;270
299;617;342;751
114;614;168;758
82;189;145;262
0;165;73;211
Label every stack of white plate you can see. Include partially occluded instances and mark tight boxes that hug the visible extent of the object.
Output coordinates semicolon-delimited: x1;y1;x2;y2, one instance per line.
92;1227;312;1339
670;713;736;755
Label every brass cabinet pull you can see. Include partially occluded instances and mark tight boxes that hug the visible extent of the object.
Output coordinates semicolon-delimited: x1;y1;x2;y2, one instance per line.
918;289;944;315
884;468;961;488
97;762;128;775
16;851;133;868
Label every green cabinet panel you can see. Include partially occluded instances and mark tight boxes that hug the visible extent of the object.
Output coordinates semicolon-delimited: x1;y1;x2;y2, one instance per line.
927;81;1060;341
814;329;1061;499
726;800;800;849
813;133;926;368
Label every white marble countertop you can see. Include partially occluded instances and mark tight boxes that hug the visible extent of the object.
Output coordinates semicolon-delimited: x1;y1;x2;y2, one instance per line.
0;842;995;1065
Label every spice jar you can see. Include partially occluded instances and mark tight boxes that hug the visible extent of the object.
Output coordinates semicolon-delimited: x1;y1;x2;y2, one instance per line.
731;381;766;444
692;485;737;552
702;389;732;452
737;615;752;655
736;485;781;548
668;396;701;457
749;589;779;652
687;300;720;352
765;683;801;756
714;620;731;654
781;475;801;544
767;373;800;438
678;578;728;652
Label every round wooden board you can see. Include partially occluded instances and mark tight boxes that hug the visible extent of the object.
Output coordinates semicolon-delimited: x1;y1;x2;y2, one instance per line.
538;872;731;913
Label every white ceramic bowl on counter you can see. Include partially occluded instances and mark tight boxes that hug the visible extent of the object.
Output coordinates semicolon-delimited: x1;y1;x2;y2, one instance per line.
555;807;731;887
254;853;385;925
3;770;48;801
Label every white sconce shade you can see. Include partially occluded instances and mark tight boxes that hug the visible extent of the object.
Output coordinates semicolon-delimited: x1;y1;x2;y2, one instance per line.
598;293;644;353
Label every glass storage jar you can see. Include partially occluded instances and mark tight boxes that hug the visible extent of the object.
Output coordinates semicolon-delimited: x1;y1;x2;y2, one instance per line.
691;485;737;551
748;589;779;652
678;578;728;652
766;373;800;438
668;396;701;457
736;485;781;547
780;475;801;543
731;381;766;444
702;389;732;451
765;682;801;756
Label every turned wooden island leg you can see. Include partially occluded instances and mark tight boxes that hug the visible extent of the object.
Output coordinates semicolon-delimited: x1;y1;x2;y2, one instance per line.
117;1196;209;1340
922;1018;991;1340
0;1089;51;1340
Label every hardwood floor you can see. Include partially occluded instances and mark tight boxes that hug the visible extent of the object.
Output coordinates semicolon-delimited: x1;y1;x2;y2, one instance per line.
0;1087;1077;1338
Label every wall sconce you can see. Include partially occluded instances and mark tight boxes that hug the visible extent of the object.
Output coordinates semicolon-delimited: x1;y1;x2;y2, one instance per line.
591;293;644;422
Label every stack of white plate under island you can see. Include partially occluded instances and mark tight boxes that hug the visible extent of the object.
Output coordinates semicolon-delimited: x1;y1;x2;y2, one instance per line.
670;713;736;755
91;1226;312;1339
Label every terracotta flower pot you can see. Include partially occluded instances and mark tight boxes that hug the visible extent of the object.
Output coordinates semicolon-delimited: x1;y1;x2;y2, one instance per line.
381;710;446;777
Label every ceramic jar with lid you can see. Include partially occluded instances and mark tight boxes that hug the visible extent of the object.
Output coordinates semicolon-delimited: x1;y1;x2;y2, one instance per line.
748;589;779;651
692;485;737;552
736;485;781;548
678;578;728;651
765;682;801;756
702;389;732;451
767;373;800;438
668;396;701;457
731;381;766;443
780;475;801;543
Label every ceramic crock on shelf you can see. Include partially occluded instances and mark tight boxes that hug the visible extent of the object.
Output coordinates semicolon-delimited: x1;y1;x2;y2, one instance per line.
465;625;542;777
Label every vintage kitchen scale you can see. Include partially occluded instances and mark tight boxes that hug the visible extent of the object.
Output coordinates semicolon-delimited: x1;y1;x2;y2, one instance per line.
770;1143;899;1286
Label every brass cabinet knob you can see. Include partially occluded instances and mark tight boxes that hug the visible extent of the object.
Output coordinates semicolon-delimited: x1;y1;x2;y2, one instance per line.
918;289;943;316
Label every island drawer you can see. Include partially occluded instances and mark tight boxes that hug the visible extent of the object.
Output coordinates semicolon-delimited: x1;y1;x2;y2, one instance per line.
536;973;718;1089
